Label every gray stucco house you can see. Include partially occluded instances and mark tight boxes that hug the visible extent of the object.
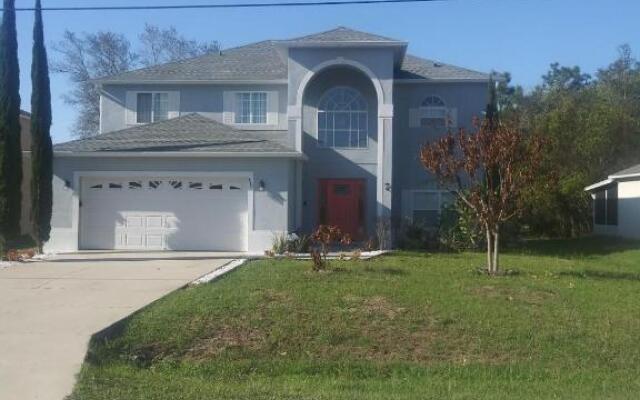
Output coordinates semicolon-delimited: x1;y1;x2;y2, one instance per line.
48;27;491;253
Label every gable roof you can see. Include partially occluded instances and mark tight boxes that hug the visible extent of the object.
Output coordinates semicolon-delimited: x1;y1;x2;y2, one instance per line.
98;27;490;84
283;26;404;44
54;113;296;154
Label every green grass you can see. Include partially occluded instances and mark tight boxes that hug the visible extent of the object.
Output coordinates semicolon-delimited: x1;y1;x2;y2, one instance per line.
71;237;640;399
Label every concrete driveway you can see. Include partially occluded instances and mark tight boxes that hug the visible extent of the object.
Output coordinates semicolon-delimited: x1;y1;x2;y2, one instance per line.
0;254;231;400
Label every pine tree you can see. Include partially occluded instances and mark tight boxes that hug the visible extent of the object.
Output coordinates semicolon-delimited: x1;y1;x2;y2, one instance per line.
0;0;22;249
30;0;52;250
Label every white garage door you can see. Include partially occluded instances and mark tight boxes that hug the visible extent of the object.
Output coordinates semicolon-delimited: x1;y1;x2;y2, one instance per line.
79;176;249;251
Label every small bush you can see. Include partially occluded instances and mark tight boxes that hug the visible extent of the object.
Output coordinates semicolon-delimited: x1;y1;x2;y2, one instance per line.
397;221;439;251
310;225;351;271
271;232;312;255
438;199;483;251
271;233;288;255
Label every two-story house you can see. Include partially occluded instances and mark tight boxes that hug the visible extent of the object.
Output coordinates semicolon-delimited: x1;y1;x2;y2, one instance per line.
48;27;491;253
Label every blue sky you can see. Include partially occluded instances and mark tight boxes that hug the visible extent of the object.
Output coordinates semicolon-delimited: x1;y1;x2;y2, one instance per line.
11;0;640;143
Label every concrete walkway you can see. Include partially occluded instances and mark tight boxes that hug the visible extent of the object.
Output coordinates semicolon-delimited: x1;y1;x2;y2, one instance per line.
0;254;231;400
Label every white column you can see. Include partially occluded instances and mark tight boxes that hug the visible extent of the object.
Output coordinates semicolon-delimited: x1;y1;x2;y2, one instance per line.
377;104;394;217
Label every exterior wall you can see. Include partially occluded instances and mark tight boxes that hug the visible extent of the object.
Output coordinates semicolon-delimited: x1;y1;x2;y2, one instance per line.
287;47;396;236
594;179;640;239
84;45;491;248
46;156;293;253
392;82;488;223
300;67;379;234
20;114;32;236
100;83;289;133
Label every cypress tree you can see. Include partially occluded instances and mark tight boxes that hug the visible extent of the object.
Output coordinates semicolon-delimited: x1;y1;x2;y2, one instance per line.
30;0;52;250
0;0;22;248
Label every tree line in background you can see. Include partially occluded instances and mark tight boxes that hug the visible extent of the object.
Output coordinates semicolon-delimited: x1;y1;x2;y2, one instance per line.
0;0;52;256
498;45;640;238
52;24;220;137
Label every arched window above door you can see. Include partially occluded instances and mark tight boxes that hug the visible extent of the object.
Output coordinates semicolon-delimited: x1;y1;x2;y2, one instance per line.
317;87;368;148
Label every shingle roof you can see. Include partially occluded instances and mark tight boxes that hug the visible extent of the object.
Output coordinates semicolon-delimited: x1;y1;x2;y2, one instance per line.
99;27;489;83
285;26;403;43
54;113;294;153
98;41;287;83
611;164;640;177
397;54;490;81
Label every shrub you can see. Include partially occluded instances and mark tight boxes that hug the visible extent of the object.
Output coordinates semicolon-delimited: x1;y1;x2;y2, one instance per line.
288;233;311;253
397;221;439;251
271;232;312;255
271;232;288;255
438;199;483;251
310;225;351;271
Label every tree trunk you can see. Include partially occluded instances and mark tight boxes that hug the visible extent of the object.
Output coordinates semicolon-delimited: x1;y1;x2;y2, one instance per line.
493;227;500;274
485;227;493;273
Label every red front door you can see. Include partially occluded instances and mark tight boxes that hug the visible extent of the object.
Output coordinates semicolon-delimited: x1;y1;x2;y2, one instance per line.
318;179;365;239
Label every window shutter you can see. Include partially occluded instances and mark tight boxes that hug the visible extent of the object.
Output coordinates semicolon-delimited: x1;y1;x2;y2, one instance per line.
125;91;137;125
168;91;180;119
267;91;279;125
223;91;235;124
408;108;421;128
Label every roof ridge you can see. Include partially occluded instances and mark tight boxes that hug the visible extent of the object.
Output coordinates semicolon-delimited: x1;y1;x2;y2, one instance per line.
283;26;403;43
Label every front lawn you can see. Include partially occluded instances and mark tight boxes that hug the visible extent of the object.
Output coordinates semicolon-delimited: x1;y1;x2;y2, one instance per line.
71;237;640;399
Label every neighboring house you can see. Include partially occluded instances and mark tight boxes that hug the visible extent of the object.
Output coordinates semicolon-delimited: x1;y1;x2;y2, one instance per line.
585;164;640;239
20;110;32;237
48;27;492;253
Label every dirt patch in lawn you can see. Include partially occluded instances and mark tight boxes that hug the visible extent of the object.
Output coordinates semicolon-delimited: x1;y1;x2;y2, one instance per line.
183;325;265;360
361;295;407;320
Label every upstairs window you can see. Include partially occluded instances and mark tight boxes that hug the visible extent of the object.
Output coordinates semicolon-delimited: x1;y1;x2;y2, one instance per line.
420;95;447;128
235;92;267;124
317;87;368;148
137;92;169;123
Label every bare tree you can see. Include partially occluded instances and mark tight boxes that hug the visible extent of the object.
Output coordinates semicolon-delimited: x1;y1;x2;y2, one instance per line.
53;25;219;137
138;24;219;67
52;31;136;137
420;118;544;275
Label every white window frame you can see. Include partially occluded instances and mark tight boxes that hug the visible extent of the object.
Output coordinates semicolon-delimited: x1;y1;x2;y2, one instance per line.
419;95;447;128
409;95;457;129
410;189;455;228
135;91;170;124
316;86;369;149
234;91;268;125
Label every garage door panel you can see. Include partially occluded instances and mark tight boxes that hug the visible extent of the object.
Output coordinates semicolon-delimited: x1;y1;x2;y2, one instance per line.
80;176;249;251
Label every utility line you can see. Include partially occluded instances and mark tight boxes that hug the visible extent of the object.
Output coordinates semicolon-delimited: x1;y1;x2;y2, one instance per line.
8;0;445;12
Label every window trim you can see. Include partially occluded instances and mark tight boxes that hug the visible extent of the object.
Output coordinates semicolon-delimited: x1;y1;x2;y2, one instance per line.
234;91;268;125
316;86;369;150
134;91;170;124
419;95;447;128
